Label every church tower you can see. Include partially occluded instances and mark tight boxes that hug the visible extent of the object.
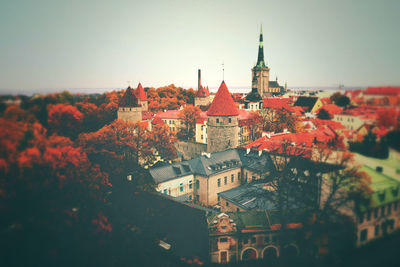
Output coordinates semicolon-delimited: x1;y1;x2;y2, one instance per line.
134;82;148;111
207;81;239;153
251;25;270;98
117;86;142;122
245;76;263;111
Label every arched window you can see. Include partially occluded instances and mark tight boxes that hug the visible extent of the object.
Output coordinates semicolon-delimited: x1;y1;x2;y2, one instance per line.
242;247;257;261
262;246;278;259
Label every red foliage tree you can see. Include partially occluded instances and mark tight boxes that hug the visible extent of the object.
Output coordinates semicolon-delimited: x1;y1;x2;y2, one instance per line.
177;105;201;141
48;103;83;138
148;124;177;161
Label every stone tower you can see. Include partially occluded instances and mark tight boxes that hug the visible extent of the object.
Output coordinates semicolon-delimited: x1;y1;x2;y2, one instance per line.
117;86;142;122
194;69;211;107
134;83;148;111
207;81;239;153
251;25;270;98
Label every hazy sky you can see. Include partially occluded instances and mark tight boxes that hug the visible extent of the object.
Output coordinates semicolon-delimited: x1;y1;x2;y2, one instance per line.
0;0;399;94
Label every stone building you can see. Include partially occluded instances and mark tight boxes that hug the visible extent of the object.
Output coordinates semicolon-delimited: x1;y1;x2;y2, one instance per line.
117;85;143;122
194;69;211;107
207;81;240;153
252;26;270;98
244;78;263;111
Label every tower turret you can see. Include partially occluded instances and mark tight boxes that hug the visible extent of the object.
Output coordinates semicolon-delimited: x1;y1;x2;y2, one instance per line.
194;69;211;107
206;81;239;153
134;82;148;111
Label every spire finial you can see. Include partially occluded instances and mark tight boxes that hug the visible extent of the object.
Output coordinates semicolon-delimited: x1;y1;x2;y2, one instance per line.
260;24;263;35
222;61;225;82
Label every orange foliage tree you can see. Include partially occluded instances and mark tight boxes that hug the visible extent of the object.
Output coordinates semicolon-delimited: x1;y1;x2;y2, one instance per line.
48;103;84;139
177;105;201;141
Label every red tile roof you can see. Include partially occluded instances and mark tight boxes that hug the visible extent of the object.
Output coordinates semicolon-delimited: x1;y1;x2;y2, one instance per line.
207;81;239;116
365;87;400;96
134;83;148;101
157;109;181;119
317;104;343;115
196;85;210;97
262;98;291;109
119;86;140;107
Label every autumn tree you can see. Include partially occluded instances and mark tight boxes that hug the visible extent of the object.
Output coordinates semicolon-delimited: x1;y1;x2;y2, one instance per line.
148;123;177;161
377;108;398;129
48;103;84;139
330;92;350;107
177;105;201;141
317;108;332;120
247;112;264;142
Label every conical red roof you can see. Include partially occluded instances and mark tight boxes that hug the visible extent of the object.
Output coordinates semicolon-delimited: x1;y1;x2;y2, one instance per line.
134;83;148;101
207;81;239;116
119;86;140;107
196;85;210;97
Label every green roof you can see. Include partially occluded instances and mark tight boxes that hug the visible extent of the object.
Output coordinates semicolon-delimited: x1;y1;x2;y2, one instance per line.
361;166;400;209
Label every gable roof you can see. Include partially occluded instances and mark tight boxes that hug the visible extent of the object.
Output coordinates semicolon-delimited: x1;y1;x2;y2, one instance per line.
294;96;318;111
119;86;140;107
134;83;148;101
207;81;239;116
149;162;194;184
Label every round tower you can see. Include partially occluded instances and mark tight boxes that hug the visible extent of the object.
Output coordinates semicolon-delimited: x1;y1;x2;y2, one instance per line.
206;81;239;153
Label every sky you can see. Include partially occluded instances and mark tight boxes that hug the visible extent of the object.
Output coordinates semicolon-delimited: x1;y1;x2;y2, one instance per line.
0;0;399;94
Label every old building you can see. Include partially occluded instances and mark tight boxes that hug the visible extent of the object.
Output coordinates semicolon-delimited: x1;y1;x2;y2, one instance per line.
134;82;148;111
293;96;323;114
207;81;240;153
208;211;301;264
252;26;270;98
244;79;263;111
194;69;211;107
117;85;143;122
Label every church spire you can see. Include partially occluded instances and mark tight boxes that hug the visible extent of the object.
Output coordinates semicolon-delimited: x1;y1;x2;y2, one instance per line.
256;24;266;68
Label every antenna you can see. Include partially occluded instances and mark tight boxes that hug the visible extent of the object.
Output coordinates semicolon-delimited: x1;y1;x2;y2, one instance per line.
222;62;225;81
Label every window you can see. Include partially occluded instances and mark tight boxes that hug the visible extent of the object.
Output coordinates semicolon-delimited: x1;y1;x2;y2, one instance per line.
381;206;385;216
218;178;221;187
252;175;256;181
218;195;220;202
224;176;227;185
374;208;378;218
375;225;379;236
367;211;371;221
201;134;203;140
237;208;240;212
226;202;229;206
360;229;368;242
172;120;175;125
196;180;200;189
180;183;183;192
216;118;219;123
229;118;232;123
231;174;234;183
189;195;192;200
238;172;241;181
243;239;249;244
163;189;167;194
189;180;193;189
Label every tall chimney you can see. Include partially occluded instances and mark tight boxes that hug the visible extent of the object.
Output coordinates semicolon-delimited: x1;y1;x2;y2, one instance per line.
198;69;201;90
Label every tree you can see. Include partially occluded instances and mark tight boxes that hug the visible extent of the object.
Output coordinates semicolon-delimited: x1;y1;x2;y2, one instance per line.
317;108;332;120
257;142;370;257
48;103;84;139
330;92;350;107
247;112;264;142
148;124;177;161
377;108;398;129
177;105;201;141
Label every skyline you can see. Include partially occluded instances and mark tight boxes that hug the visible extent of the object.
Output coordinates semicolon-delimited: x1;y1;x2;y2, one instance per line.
0;0;399;94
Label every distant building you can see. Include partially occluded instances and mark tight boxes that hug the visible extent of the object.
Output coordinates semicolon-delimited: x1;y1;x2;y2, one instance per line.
293;96;323;113
251;26;286;97
194;69;211;107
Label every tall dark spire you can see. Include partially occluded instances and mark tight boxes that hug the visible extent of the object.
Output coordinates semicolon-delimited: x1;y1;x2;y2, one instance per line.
256;24;266;68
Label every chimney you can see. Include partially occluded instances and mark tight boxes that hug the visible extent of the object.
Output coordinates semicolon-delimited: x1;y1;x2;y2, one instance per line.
198;69;201;90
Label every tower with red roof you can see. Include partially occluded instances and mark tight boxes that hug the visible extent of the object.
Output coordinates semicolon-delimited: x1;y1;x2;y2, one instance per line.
207;81;239;153
251;25;270;98
117;86;143;122
134;82;148;111
194;69;211;107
